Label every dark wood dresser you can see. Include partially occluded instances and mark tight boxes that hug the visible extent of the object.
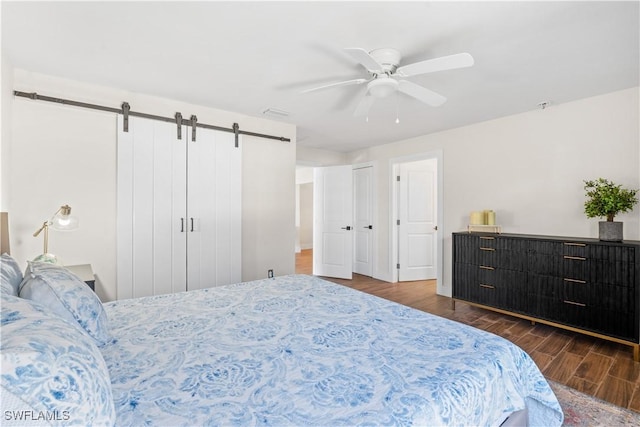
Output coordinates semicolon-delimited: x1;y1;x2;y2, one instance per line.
452;232;640;361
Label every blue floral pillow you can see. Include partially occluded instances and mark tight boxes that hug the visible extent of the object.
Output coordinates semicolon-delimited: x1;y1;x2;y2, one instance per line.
1;253;23;297
1;294;116;426
19;262;111;347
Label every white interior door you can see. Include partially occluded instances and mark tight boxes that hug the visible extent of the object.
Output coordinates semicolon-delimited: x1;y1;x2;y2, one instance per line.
398;159;437;281
117;115;187;299
187;129;242;290
313;165;353;279
353;166;373;277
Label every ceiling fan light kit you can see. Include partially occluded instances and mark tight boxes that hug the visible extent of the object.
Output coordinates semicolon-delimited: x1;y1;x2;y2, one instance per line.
368;77;399;98
302;46;475;120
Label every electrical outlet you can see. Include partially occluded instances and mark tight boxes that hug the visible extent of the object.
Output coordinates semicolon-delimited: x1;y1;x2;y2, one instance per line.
268;269;274;278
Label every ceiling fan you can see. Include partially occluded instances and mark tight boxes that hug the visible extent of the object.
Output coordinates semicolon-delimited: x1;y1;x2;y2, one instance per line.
302;47;474;117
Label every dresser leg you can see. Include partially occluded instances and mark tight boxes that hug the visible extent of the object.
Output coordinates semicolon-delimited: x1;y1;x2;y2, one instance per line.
634;345;639;363
451;300;456;310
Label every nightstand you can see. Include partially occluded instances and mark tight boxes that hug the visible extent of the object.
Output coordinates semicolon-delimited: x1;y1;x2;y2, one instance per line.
65;264;95;292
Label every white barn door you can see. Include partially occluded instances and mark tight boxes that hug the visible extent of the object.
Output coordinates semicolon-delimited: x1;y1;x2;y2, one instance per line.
187;130;242;290
313;165;353;279
117;116;241;299
117;116;187;299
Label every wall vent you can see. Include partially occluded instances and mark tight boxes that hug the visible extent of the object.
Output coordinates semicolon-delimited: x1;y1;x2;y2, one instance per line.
262;107;290;118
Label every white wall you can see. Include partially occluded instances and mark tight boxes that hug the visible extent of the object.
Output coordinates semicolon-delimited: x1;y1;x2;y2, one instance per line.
347;87;640;296
7;69;296;301
1;52;13;211
297;145;347;167
242;132;296;281
296;166;314;184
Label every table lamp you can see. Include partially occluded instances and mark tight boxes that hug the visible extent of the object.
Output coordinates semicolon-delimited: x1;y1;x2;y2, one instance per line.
33;204;79;264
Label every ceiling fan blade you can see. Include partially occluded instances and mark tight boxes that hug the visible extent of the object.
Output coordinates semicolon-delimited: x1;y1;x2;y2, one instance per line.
300;78;368;94
398;80;447;107
344;48;384;73
353;94;376;117
396;53;474;77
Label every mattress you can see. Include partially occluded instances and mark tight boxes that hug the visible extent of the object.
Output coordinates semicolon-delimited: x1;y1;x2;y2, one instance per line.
100;274;563;426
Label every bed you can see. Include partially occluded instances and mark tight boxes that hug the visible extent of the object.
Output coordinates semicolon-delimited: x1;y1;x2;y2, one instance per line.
1;257;563;426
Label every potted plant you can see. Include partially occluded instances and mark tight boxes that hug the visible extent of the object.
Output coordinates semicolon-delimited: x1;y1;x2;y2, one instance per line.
584;178;638;241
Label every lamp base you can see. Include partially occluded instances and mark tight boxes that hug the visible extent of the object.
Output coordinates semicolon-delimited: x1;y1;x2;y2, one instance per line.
33;253;61;264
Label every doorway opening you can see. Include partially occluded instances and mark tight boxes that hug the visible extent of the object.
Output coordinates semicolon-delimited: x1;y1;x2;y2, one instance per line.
295;163;376;280
296;152;442;287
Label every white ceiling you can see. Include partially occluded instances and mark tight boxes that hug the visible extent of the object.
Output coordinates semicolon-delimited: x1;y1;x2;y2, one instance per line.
2;1;639;152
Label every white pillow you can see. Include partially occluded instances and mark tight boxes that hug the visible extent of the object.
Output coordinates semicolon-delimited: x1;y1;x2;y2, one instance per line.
19;262;111;347
1;294;116;426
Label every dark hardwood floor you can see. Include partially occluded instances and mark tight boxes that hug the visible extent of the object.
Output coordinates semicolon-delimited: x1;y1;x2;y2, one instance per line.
296;249;640;412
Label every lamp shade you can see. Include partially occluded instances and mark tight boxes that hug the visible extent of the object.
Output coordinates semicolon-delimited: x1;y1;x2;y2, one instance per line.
50;205;79;231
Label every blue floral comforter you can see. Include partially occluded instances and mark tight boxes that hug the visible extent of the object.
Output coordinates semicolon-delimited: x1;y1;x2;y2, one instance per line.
101;274;563;426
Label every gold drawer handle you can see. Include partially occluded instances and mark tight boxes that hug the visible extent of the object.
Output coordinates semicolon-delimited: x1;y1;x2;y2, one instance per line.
564;300;586;307
480;247;496;252
479;284;495;289
564;278;587;284
564;242;586;247
563;255;586;261
480;236;495;240
479;265;494;270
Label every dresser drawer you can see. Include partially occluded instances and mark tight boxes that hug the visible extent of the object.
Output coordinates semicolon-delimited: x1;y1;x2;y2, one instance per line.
455;264;526;311
479;245;528;270
531;274;633;313
562;280;632;313
478;247;497;266
562;241;588;257
563;242;636;261
536;297;636;341
454;234;530;271
478;235;497;248
561;257;635;287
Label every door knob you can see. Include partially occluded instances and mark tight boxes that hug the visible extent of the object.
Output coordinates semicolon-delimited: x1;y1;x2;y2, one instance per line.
341;226;352;231
434;225;438;231
363;225;373;229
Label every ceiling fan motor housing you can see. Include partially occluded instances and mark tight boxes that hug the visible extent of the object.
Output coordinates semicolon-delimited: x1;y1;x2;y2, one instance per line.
369;48;401;73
